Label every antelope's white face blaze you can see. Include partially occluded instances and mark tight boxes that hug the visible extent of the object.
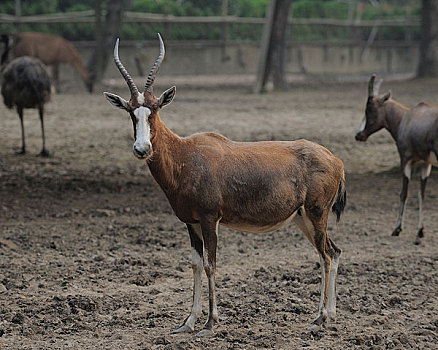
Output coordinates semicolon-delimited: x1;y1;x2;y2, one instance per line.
133;106;152;159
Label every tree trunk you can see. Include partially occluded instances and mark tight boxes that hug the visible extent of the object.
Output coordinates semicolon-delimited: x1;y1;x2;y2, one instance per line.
254;0;292;92
271;0;292;90
88;0;131;83
418;0;438;77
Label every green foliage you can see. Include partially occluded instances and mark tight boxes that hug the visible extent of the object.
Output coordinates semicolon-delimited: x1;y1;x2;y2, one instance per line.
0;0;421;43
229;0;268;18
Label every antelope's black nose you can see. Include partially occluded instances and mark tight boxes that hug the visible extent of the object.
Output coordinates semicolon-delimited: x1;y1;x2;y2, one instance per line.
355;132;366;142
133;144;151;158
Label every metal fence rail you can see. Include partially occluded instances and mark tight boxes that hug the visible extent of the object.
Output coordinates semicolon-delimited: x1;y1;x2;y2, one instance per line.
0;10;420;28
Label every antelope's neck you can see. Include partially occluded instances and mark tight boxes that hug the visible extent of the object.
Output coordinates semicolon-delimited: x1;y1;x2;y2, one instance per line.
383;101;408;142
147;115;184;196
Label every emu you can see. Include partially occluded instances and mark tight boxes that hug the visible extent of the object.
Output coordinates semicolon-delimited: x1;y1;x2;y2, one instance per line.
1;32;93;93
355;75;438;243
104;35;346;336
1;42;51;156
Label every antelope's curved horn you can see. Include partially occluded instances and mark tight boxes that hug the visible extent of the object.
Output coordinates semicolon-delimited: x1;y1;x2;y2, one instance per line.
374;79;383;97
144;33;165;93
114;38;139;97
368;74;376;97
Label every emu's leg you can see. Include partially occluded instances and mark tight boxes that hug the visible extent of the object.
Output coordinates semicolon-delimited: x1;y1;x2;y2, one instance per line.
392;164;411;236
415;164;431;244
196;217;219;337
326;238;341;320
293;209;333;330
16;107;25;154
52;64;60;93
38;106;49;157
172;224;203;334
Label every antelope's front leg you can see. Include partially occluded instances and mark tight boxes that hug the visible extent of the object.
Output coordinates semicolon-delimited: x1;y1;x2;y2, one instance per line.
392;166;410;236
172;224;203;334
196;217;219;337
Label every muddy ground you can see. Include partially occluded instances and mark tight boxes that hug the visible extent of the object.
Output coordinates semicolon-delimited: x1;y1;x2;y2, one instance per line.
0;76;437;349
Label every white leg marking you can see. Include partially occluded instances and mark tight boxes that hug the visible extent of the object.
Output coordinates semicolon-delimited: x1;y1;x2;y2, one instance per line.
293;212;328;320
403;161;412;180
429;152;438;166
421;163;432;180
327;254;339;319
395;161;412;230
184;247;203;330
318;255;326;316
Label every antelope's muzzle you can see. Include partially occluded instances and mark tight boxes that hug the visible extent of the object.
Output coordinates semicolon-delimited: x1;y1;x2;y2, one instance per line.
133;143;152;159
355;132;368;142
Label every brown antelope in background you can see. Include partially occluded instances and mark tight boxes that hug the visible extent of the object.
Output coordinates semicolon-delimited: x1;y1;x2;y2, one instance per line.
104;34;346;336
356;75;438;243
1;32;93;93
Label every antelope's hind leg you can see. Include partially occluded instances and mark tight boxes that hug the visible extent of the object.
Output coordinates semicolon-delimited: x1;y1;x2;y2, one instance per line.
195;217;219;337
415;163;432;244
172;224;204;334
327;238;341;320
392;164;411;237
293;209;340;330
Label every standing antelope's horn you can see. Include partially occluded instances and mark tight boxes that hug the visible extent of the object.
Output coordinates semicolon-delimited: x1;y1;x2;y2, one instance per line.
368;74;376;97
374;79;383;97
144;33;165;93
113;38;139;97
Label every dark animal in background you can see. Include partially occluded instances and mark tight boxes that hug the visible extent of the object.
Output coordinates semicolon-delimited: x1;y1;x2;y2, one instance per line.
104;34;346;336
1;54;52;156
1;32;93;93
355;75;438;243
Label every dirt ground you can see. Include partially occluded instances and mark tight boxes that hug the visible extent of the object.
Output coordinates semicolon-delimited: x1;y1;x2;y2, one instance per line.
0;76;437;349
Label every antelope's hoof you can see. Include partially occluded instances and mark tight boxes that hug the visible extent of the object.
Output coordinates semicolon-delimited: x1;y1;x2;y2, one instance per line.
38;150;50;158
417;228;424;239
195;329;214;337
413;236;422;246
171;324;193;334
391;227;401;236
15;150;26;155
308;323;321;332
309;313;327;332
328;311;336;321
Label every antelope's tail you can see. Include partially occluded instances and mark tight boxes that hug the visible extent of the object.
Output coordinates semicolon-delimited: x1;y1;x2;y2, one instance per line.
332;174;346;222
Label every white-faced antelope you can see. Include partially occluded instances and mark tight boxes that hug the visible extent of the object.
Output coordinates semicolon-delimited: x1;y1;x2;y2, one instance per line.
1;40;51;156
104;34;346;336
356;75;438;243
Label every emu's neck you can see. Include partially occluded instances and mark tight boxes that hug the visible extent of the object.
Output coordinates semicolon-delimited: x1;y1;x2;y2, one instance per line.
147;114;184;197
383;100;408;142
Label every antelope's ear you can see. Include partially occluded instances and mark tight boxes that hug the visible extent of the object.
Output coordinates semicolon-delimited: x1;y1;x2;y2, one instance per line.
378;90;391;105
158;86;176;108
104;92;129;110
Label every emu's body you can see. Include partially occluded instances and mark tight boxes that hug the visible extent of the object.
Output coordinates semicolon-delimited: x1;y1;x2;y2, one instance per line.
356;75;438;242
3;32;93;93
1;56;51;155
104;35;346;336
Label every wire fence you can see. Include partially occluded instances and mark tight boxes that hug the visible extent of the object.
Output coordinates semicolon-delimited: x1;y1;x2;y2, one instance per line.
0;10;420;45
